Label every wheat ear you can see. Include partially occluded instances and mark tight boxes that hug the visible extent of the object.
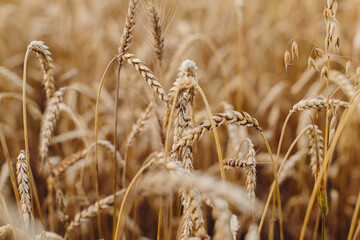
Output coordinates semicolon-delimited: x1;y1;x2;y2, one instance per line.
28;41;55;99
16;150;33;230
120;53;169;105
290;95;349;114
307;125;324;177
166;60;198;168
230;215;239;240
67;189;126;234
52;140;124;178
39;88;66;167
212;198;232;240
150;6;164;63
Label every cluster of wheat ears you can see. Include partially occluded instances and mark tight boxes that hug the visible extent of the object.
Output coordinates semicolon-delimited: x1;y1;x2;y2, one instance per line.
0;0;360;239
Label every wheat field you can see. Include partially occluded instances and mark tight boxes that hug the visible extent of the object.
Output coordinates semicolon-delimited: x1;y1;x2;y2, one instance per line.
0;0;360;239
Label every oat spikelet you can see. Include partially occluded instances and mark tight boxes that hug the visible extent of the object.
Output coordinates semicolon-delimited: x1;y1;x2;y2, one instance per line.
289;95;349;114
356;66;360;88
120;53;169;105
150;6;164;62
16;150;32;229
321;66;329;79
28;41;55;99
291;41;299;60
118;0;139;55
284;50;291;71
307;125;324;177
39;88;66;166
346;60;351;77
308;56;320;72
328;104;338;145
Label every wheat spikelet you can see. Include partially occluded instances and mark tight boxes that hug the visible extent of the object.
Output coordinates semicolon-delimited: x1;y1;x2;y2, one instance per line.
212;198;231;240
289;95;349;114
140;164;263;216
39;88;66;166
179;202;192;240
307;125;324;177
36;231;65;240
0;224;12;239
150;6;164;62
53;140;124;178
28;41;55;99
245;142;256;201
170;110;261;157
230;215;239;240
56;187;69;229
118;0;139;55
123;102;153;186
166;60;198;167
16;150;32;229
0;162;9;192
329;70;356;99
124;103;153;154
180;189;208;240
120;53;169;105
0;66;35;95
223;103;241;152
67;189;126;233
223;158;247;169
244;223;259;240
278;149;308;185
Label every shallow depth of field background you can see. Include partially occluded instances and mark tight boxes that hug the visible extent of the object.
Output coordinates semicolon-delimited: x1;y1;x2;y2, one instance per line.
1;0;360;239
